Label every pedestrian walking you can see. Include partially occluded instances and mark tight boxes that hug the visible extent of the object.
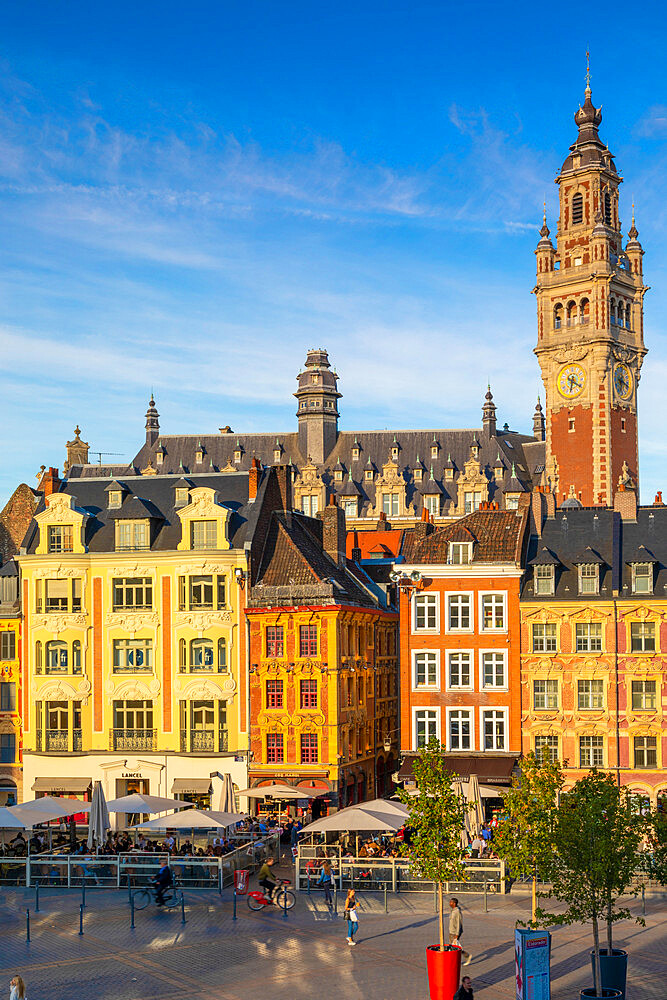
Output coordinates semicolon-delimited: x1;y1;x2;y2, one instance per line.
454;975;474;1000
317;859;334;906
448;897;471;965
344;889;359;945
9;975;26;1000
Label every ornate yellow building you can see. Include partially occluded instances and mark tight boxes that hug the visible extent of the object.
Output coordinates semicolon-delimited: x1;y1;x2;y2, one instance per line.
18;468;257;808
0;561;21;805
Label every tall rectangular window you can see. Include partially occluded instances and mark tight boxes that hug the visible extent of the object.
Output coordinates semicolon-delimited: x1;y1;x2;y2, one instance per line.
117;521;148;551
464;492;482;514
382;493;400;517
632;563;653;595
534;565;555;595
576;622;602;652
413;652;438;688
535;735;559;763
300;733;318;764
482;652;506;689
415;709;438;749
299;624;318;658
448;543;471;565
578;563;599;595
47;525;73;553
113;577;153;610
532;623;557;652
631;680;656;711
448;709;472;751
301;495;319;517
266;626;284;658
482;594;505;630
579;735;604;768
300;679;318;710
112;639;153;672
0;734;16;763
266;679;283;709
482;710;506;750
578;678;604;710
0;683;16;712
634;736;657;769
45;579;69;612
191;520;217;550
424;495;440;515
533;679;558;710
448;594;471;630
0;632;16;661
448;652;471;689
631;622;656;653
414;594;437;631
266;733;284;763
190;576;214;609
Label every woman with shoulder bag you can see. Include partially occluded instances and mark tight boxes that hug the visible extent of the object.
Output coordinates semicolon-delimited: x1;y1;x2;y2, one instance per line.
10;975;26;1000
344;889;359;946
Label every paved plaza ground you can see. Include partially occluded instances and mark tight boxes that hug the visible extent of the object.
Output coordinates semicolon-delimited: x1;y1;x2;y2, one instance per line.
0;870;665;1000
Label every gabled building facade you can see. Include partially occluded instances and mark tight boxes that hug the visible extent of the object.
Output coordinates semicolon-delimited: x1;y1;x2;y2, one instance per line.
0;560;21;805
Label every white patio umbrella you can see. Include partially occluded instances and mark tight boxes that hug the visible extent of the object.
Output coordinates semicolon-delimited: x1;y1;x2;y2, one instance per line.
238;783;307;829
466;774;485;839
126;808;246;832
87;781;110;852
360;798;409;818
0;806;27;829
11;797;91;823
105;793;191;814
306;806;404;834
217;773;235;812
453;778;469;849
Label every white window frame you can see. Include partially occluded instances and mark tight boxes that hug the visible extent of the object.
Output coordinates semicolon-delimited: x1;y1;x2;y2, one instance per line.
341;499;357;518
447;542;472;565
534;564;555;596
632;563;653;595
445;592;474;633
533;678;559;711
412;707;440;750
479;592;507;632
445;650;474;692
424;494;440;516
480;707;508;751
412;650;440;691
578;563;600;595
446;707;474;751
412;593;439;634
479;649;508;691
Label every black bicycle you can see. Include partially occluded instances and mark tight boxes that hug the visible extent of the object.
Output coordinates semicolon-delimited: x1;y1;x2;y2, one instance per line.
132;884;179;910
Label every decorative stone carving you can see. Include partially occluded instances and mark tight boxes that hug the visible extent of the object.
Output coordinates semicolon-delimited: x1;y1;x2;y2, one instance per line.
32;614;88;634
293;462;326;512
175;562;227;576
33;567;80;579
553;343;589;364
368;460;414;518
178;677;234;701
109;677;159;700
173;611;233;628
34;676;91;705
104;612;160;631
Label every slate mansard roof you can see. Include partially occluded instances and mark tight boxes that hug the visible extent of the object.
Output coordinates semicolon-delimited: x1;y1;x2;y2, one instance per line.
23;472;254;555
522;503;667;601
401;507;529;566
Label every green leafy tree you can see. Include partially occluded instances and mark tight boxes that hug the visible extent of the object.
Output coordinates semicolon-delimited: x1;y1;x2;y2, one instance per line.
644;808;667;886
493;752;564;926
396;738;468;951
536;771;645;996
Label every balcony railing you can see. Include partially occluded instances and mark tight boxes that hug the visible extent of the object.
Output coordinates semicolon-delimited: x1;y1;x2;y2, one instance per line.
38;729;68;752
112;664;153;674
73;729;82;751
179;662;226;674
109;729;156;751
180;730;229;753
36;664;82;676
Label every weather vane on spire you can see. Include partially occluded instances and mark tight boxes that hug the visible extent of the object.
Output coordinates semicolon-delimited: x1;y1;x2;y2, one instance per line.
586;49;591;91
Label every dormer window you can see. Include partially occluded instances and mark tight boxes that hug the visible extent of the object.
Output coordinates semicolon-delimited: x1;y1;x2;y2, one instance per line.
352;447;360;461
632;563;653;595
116;521;149;552
342;499;357;518
108;491;122;509
334;469;343;482
444;467;454;481
534;564;555;596
431;445;439;460
156;451;164;466
312;373;320;385
274;450;282;462
424;495;440;516
175;487;189;507
448;542;471;565
234;449;242;463
47;525;74;554
391;447;399;461
191;520;217;550
578;563;599;595
195;445;204;464
365;469;374;481
414;468;423;482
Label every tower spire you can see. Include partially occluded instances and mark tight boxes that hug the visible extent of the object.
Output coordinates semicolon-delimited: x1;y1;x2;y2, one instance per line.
585;48;591;96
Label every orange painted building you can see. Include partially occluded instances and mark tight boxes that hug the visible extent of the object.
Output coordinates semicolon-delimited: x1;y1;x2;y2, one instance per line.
396;505;528;789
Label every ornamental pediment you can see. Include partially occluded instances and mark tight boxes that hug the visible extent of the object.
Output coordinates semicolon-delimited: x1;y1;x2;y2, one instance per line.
105;612;159;632
174;675;236;701
523;608;564;623
294;463;324;489
566;607;611;622
32;613;88;634
375;461;404;488
173;611;234;630
33;676;91;705
619;605;664;622
106;677;160;700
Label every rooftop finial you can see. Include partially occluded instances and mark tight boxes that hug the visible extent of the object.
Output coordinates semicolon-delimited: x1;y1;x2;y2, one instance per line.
585;49;591;95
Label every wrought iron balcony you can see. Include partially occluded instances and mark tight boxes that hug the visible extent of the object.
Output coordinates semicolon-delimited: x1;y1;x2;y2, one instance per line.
109;729;156;751
179;730;229;753
38;729;68;752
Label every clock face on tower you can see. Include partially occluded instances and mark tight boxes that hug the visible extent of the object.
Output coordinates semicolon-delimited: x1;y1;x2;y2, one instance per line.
613;363;633;399
557;363;586;399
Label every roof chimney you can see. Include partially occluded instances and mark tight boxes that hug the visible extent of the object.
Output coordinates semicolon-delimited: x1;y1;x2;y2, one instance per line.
40;467;61;497
322;494;346;568
614;484;638;521
248;457;261;502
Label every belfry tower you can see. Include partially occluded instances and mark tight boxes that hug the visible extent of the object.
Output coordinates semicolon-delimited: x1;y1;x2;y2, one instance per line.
534;69;648;506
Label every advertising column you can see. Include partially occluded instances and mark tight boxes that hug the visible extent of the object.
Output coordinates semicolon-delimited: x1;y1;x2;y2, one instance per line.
515;928;551;1000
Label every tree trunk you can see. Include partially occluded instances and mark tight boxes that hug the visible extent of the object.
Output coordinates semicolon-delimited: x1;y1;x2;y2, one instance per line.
592;910;602;997
438;881;444;951
532;854;537;929
606;891;613;953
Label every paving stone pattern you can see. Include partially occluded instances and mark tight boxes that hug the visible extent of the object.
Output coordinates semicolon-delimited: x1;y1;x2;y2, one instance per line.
0;879;665;999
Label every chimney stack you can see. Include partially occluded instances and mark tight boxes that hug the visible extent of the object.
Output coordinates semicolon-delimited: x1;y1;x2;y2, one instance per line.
614;484;638;521
323;494;346;568
248;457;261;502
40;467;61;497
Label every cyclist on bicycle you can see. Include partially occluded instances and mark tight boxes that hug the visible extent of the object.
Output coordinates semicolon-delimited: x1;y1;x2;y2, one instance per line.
257;856;278;902
153;857;173;906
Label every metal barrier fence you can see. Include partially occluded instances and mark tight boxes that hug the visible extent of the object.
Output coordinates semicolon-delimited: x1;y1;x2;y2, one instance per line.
296;850;506;895
0;833;279;890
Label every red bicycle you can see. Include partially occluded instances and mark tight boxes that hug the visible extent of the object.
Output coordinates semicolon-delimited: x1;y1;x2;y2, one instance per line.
247;878;296;911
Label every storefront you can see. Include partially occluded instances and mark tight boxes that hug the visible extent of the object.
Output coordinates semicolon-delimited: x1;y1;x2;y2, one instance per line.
397;753;518;821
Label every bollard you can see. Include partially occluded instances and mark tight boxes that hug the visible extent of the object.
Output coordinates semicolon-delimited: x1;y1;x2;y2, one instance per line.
26;909;30;943
128;878;132;906
384;885;388;913
306;873;310;895
484;875;488;913
218;868;222;897
35;886;40;913
233;889;237;921
642;883;646;916
82;881;86;908
180;892;186;925
282;885;288;920
333;884;337;917
79;903;84;936
130;893;135;929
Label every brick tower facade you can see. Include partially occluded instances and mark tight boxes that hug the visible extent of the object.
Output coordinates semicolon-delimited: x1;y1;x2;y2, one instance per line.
534;74;648;506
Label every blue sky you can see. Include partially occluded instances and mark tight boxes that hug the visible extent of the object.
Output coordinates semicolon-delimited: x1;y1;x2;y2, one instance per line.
2;1;667;506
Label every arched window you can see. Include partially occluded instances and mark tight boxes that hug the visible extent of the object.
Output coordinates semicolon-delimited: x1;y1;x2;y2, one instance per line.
218;637;227;670
72;640;82;674
579;298;590;325
625;304;631;329
572;192;584;225
46;640;68;672
190;638;214;670
566;301;577;326
610;299;616;324
553;304;563;330
604;191;612;225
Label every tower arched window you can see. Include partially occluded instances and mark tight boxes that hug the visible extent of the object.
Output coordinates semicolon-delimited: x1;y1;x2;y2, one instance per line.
553;304;563;330
566;301;577;327
625;304;631;329
604;192;612;225
579;298;590;325
572;192;584;225
609;299;616;325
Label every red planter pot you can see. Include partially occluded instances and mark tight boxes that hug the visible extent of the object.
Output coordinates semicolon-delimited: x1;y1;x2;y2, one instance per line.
426;945;462;1000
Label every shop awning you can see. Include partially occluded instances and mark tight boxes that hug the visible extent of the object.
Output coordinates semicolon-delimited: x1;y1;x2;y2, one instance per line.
32;777;91;794
398;754;518;786
171;779;211;795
